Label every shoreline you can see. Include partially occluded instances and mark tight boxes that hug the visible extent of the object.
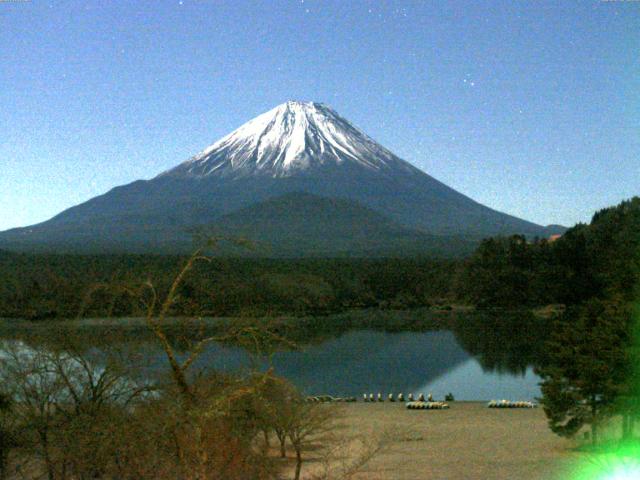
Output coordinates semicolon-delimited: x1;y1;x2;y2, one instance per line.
0;302;564;330
304;402;579;479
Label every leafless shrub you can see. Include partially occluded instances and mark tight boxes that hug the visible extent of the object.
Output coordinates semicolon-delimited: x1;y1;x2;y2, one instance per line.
0;338;152;480
309;428;397;480
0;246;387;479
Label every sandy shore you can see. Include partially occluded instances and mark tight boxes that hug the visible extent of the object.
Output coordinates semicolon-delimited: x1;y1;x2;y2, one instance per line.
298;402;583;480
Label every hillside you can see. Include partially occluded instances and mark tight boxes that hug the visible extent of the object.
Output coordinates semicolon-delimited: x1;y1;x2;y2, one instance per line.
0;101;562;255
202;192;477;257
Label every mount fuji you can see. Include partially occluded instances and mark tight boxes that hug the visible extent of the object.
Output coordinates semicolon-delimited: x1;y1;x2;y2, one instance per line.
0;101;563;256
162;101;421;179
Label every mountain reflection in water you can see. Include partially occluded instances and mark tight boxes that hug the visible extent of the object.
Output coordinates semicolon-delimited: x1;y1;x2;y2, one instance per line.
0;310;551;401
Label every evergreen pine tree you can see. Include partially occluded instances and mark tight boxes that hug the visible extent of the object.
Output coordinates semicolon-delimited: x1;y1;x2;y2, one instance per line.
537;300;631;444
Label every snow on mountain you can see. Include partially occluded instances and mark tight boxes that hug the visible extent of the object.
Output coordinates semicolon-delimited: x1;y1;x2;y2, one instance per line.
0;100;565;255
162;101;420;179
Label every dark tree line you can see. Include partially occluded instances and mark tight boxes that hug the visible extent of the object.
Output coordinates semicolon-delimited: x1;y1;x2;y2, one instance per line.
0;255;460;321
537;300;635;445
459;197;640;309
457;197;640;445
2;198;639;323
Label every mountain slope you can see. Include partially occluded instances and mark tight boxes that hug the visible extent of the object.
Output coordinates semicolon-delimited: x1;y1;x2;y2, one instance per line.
202;192;477;257
0;101;563;255
161;101;419;179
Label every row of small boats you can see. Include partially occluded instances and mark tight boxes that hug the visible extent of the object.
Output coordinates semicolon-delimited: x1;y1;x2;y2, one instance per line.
304;395;537;408
406;401;450;410
487;400;537;408
363;393;434;402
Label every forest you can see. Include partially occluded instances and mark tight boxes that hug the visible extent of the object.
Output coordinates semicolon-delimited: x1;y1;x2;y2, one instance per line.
0;197;639;478
0;197;639;322
459;196;640;308
0;254;459;321
460;196;640;446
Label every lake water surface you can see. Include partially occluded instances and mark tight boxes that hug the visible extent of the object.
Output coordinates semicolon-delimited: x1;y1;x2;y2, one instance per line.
185;329;542;401
0;311;548;401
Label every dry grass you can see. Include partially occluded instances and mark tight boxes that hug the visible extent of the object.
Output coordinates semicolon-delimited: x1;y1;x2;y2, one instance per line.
297;402;584;480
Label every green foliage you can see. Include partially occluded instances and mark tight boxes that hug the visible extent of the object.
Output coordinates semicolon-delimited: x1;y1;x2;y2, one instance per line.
458;235;543;308
458;197;640;308
537;300;633;443
452;310;552;375
457;197;640;443
0;255;459;320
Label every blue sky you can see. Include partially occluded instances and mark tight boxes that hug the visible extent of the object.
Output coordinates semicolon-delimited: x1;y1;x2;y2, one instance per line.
1;0;638;231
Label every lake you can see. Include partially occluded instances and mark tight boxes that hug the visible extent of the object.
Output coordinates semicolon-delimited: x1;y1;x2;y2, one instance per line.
0;310;549;401
187;329;542;401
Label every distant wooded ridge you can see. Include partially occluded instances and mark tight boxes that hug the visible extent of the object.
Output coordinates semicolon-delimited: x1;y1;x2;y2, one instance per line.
0;197;637;321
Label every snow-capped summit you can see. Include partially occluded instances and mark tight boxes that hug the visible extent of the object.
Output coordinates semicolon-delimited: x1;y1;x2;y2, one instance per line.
162;101;419;179
0;100;564;255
